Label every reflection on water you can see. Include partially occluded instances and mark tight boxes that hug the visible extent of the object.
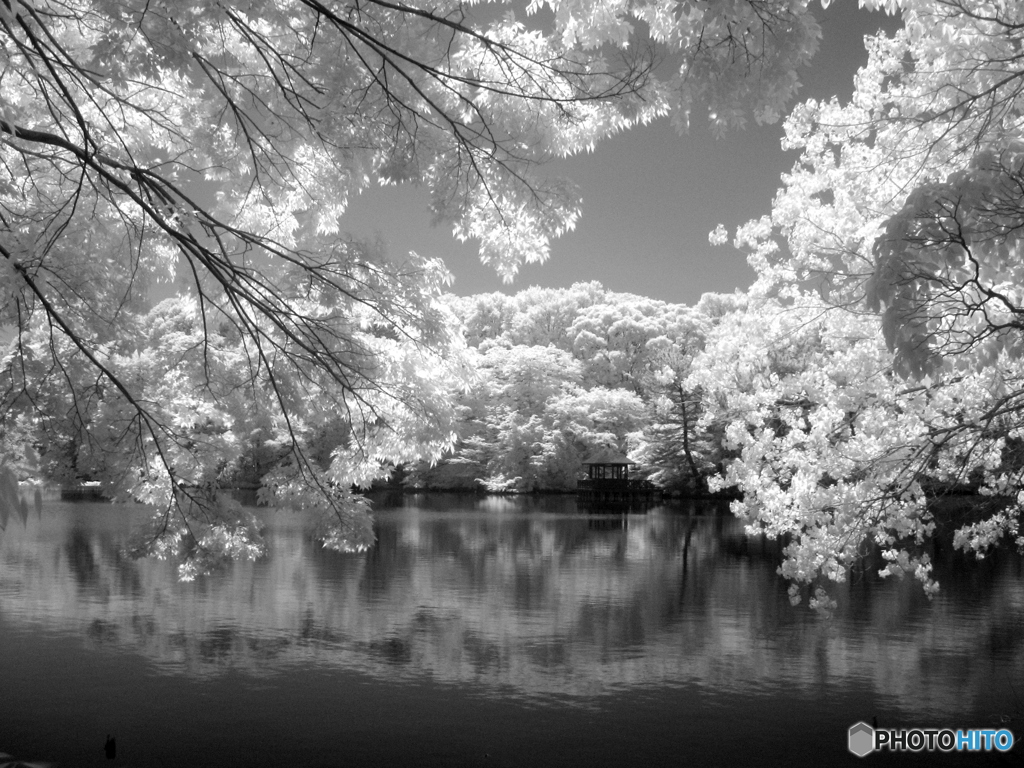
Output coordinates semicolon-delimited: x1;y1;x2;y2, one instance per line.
1;493;1023;766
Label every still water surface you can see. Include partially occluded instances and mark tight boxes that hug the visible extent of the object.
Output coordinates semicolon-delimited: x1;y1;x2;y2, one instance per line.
1;494;1022;767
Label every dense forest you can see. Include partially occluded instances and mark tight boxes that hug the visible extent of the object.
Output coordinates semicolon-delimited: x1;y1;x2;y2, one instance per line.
3;0;1024;604
404;284;739;494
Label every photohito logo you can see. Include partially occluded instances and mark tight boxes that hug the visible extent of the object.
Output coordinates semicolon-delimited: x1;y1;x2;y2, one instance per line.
848;722;1014;757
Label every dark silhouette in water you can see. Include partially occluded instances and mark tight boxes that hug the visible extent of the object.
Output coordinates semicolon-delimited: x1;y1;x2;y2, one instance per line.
104;735;116;760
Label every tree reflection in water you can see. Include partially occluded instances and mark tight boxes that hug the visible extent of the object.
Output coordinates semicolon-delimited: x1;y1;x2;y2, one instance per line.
0;494;1022;766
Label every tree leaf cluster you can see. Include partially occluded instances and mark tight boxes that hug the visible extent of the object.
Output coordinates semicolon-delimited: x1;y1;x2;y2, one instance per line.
407;282;739;492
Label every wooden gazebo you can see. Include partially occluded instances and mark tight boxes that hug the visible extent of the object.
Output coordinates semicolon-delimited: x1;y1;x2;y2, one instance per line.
577;448;657;504
582;447;633;482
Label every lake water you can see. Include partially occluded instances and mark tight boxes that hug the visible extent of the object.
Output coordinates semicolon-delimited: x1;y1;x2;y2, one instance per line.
0;493;1022;767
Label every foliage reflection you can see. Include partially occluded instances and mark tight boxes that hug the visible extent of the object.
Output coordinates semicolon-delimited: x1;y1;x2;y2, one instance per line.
0;496;1021;721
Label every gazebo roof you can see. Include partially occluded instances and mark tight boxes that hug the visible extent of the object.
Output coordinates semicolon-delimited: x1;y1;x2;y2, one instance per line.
582;447;635;466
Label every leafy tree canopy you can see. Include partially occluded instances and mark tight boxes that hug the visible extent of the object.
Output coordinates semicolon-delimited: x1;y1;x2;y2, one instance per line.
706;0;1024;608
0;0;830;575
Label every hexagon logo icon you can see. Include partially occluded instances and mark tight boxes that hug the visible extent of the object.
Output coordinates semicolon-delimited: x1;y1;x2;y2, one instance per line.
848;721;875;757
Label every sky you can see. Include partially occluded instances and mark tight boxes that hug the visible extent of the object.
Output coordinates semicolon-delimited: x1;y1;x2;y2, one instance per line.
339;3;903;307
